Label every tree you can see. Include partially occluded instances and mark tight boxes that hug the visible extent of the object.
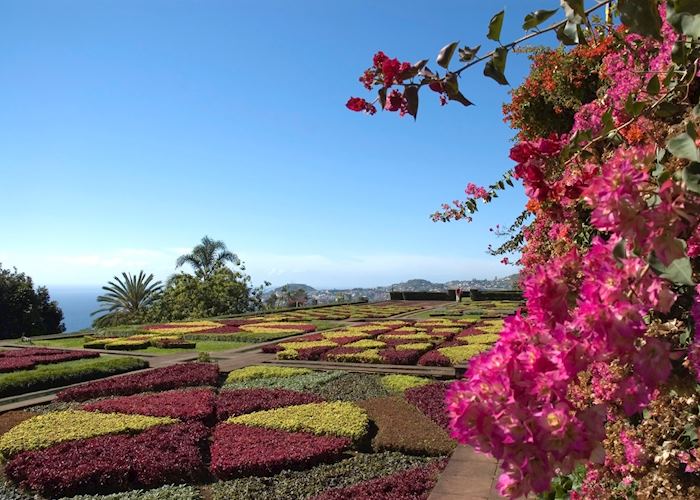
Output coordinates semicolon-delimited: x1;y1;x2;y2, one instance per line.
92;271;162;327
176;236;240;279
149;267;265;321
0;264;64;338
264;292;279;309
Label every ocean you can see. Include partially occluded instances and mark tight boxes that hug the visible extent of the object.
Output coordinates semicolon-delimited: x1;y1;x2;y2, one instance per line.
47;286;101;333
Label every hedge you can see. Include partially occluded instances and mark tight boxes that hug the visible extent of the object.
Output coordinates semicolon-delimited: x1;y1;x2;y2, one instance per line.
312;462;445;500
405;382;451;431
211;423;350;479
0;410;175;458
227;401;369;440
65;484;202;500
223;370;345;392
83;388;216;422
357;397;455;456
216;388;323;420
224;365;311;383
5;422;208;498
380;374;431;393
209;452;435;500
57;363;218;402
437;344;491;364
315;373;389;402
0;357;147;398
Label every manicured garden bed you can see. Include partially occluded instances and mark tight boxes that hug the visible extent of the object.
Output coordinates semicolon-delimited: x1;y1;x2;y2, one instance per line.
0;363;455;499
261;318;505;367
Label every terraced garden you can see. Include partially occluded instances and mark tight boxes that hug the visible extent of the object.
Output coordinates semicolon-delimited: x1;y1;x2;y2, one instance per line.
0;299;515;499
0;363;455;499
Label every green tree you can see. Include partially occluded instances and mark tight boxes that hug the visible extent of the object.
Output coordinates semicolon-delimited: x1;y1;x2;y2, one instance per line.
176;236;240;280
92;271;163;327
0;264;65;338
150;266;265;321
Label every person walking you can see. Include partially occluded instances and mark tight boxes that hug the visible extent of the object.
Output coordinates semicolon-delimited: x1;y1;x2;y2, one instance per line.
455;287;462;303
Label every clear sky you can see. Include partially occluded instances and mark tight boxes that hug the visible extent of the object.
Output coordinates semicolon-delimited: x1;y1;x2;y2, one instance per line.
0;1;552;289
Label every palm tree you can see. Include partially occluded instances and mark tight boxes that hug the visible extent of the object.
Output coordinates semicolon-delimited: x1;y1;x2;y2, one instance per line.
91;271;163;325
176;236;240;279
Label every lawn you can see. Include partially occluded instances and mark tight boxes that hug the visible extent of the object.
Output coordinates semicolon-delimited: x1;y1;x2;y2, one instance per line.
30;337;250;356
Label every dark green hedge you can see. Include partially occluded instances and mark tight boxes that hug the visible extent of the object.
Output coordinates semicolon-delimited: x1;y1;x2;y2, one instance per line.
0;356;148;398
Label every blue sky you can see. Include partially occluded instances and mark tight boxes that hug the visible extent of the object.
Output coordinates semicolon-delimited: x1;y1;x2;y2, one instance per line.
0;1;555;289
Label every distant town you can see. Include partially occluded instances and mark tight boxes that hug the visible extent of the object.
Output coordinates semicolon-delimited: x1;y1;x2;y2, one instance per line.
263;275;519;306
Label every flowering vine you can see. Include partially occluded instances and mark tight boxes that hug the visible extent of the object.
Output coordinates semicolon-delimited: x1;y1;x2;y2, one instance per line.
348;1;700;497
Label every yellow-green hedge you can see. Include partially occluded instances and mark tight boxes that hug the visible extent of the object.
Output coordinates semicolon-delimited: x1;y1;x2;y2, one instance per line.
277;340;337;350
345;339;386;349
227;401;368;440
395;342;433;351
459;333;500;345
381;374;431;393
438;345;491;364
0;410;175;458
224;365;312;383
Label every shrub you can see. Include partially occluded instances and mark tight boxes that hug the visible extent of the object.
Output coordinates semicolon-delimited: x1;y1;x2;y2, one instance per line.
66;484;202;500
379;348;423;365
211;423;350;479
417;350;451;367
0;357;147;398
313;462;445;500
357;397;455;456
0;358;36;373
321;331;370;340
216;388;324;420
227;401;369;440
83;388;216;422
315;373;389;401
5;422;208;498
0;410;175;458
278;345;333;361
277;340;337;350
381;374;431;393
395;342;433;351
377;333;434;342
197;351;211;363
224;365;311;383
224;370;345;392
150;338;196;349
345;339;386;349
437;345;490;364
457;333;499;344
405;382;450;431
105;339;150;351
325;349;382;364
209;452;435;500
57;362;218;402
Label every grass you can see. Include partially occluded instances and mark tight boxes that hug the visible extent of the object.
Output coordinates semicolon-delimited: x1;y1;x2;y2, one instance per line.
309;320;346;331
29;338;250;355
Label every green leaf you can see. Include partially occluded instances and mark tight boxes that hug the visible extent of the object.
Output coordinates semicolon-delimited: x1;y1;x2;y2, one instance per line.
399;59;428;80
522;9;558;30
693;103;700;118
403;86;419;120
378;87;387;109
646;75;660;95
561;0;585;21
443;73;473;107
613;239;627;260
556;20;580;45
487;10;505;42
458;45;480;62
683;162;700;194
624;95;646;117
654;102;685;118
650;245;694;286
601;108;615;135
437;41;459;69
668;2;700;40
688;122;698;140
667;133;700;162
618;0;663;39
673;0;700;15
483;47;508;85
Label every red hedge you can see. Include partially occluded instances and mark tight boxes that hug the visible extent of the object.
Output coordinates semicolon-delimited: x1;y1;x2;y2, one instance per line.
379;348;422;365
417;350;451;367
405;382;450;431
261;344;285;353
0;349;99;373
216;388;324;420
312;462;445;500
193;325;241;334
57;363;219;402
83;388;216;421
5;423;209;498
210;423;350;479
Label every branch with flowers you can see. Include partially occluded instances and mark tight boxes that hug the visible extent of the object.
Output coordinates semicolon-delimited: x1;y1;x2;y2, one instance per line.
347;1;700;498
